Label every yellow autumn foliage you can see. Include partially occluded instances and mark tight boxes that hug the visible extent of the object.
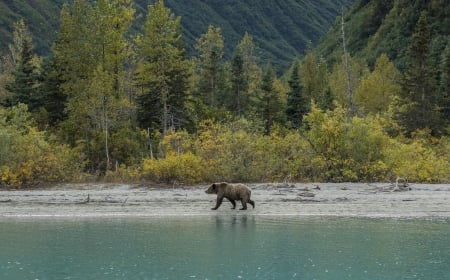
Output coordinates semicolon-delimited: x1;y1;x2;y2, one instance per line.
0;105;84;188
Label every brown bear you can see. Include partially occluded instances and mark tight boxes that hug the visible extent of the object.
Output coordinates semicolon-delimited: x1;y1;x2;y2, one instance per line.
205;182;255;210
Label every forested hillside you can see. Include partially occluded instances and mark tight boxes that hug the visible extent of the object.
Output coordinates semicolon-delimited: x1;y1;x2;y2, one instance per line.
0;0;449;188
0;0;66;56
315;0;450;70
0;0;354;70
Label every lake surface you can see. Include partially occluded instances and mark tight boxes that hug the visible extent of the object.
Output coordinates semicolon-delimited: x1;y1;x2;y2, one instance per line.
1;216;449;279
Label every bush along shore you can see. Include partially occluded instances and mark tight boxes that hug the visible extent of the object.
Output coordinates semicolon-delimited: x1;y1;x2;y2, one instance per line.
1;106;449;188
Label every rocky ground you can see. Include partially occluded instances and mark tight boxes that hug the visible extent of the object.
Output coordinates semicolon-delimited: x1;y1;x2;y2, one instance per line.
1;183;450;218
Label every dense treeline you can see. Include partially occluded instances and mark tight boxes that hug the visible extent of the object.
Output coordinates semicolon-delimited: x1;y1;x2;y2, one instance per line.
0;0;449;188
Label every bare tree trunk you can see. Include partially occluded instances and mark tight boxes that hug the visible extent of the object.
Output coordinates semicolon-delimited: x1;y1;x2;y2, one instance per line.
103;96;110;170
341;9;355;116
148;127;154;159
162;85;168;135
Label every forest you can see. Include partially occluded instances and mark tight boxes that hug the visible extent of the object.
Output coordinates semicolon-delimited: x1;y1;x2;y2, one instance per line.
0;0;449;188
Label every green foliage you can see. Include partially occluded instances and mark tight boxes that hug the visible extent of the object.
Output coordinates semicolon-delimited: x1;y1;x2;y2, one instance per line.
439;42;450;129
355;54;401;115
194;25;225;108
395;12;441;136
38;56;67;126
258;65;285;135
0;0;65;56
286;60;308;128
5;20;41;111
300;52;330;105
228;51;249;117
136;0;190;134
54;0;139;172
316;0;450;71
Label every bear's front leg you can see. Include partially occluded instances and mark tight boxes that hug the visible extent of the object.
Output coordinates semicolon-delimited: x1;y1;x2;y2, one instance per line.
212;196;224;210
227;197;236;209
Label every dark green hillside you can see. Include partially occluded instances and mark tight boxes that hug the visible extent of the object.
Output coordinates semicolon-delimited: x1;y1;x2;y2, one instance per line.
146;0;355;69
316;0;450;70
0;0;66;56
0;0;354;70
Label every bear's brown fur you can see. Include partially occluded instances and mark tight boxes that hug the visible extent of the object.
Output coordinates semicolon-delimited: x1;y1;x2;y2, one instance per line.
205;182;255;210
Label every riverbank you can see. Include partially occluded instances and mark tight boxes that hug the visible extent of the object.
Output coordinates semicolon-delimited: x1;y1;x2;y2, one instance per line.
1;183;450;218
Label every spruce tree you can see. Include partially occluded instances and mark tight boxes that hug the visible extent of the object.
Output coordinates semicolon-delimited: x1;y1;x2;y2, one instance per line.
286;61;308;129
229;51;248;117
6;20;40;111
439;43;450;130
259;65;283;135
136;0;190;134
39;57;67;126
195;25;225;108
396;11;439;136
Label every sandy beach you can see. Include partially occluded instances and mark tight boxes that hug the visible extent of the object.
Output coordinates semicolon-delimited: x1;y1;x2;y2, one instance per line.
1;183;450;218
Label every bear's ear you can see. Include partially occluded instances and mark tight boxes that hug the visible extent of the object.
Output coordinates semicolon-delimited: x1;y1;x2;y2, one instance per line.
211;183;216;190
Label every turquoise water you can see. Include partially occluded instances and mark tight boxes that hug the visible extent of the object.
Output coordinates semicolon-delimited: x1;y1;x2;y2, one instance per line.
1;216;449;279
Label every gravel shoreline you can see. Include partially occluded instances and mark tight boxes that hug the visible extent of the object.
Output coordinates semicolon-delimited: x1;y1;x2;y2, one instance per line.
1;183;450;218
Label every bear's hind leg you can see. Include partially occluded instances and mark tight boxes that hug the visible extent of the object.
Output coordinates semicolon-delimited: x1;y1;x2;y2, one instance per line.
240;199;247;210
248;199;255;209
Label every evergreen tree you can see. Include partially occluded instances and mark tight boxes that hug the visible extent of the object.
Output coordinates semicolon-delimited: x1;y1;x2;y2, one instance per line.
236;32;261;93
136;0;190;135
300;52;331;111
229;51;248;117
258;65;283;135
6;20;40;111
318;86;335;111
439;43;450;130
39;56;67;126
235;32;263;118
396;12;440;135
195;25;225;108
54;0;136;171
286;60;308;129
54;0;95;93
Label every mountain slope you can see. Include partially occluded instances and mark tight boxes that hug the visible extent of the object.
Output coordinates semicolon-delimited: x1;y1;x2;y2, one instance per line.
0;0;66;56
315;0;450;70
155;0;355;69
1;0;354;70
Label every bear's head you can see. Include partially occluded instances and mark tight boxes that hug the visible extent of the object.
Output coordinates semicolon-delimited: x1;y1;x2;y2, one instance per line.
205;183;218;194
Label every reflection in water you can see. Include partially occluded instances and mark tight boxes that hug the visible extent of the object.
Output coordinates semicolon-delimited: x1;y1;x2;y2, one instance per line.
0;217;449;279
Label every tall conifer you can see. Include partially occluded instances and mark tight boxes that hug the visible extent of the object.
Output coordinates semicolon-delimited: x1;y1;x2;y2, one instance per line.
229;51;248;117
6;20;40;111
439;43;450;130
259;65;283;135
286;61;308;129
396;11;439;135
195;25;225;108
136;0;190;135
